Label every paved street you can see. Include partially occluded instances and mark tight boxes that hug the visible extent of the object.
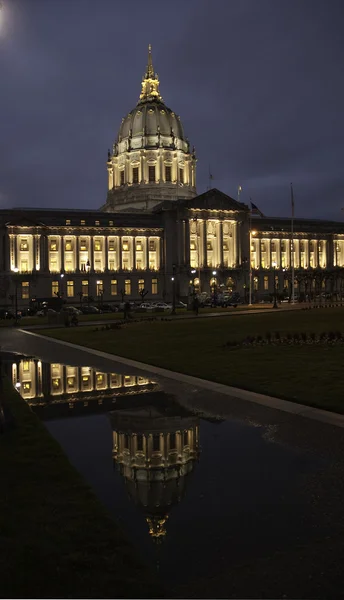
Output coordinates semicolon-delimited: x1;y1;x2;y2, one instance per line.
2;327;344;598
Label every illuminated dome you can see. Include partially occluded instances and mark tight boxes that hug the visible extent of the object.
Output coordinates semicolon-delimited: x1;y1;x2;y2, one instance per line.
102;45;197;212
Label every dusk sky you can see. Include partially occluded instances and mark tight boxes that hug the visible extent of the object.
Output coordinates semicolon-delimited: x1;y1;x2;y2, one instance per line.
1;0;344;219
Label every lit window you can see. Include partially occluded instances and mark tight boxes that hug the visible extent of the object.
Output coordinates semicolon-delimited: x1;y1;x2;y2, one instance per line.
96;280;103;295
65;239;73;251
50;257;58;271
21;281;29;299
94;239;102;251
165;165;172;182
20;260;28;273
80;239;87;251
148;166;155;182
149;240;155;251
50;239;57;251
253;277;259;291
136;241;143;251
109;260;116;270
67;281;74;297
120;170;125;185
94;259;101;271
81;280;88;296
207;242;212;251
179;168;184;184
132;167;139;184
124;279;131;295
22;360;30;372
111;279;118;296
20;239;28;251
52;281;59;296
264;276;269;291
152;278;158;294
80;220;85;225
122;240;129;251
109;239;116;251
138;279;145;293
190;241;196;251
95;220;100;226
109;220;113;226
66;219;71;225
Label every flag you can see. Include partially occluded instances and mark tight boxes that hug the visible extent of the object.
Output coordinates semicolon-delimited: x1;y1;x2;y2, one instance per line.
250;200;264;217
291;183;295;218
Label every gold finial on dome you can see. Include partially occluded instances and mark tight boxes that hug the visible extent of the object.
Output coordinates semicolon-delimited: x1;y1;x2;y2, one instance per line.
139;44;163;103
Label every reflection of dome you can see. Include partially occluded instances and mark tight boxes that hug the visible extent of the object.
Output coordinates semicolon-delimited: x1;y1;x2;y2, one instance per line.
110;397;200;542
102;45;197;212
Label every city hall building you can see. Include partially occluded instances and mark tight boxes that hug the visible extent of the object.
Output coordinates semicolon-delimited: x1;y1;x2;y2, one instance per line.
1;47;344;309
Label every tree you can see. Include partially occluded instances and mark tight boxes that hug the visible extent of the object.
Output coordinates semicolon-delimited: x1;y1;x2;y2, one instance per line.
139;288;149;303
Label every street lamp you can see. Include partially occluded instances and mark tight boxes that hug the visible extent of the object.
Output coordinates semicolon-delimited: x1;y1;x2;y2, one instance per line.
272;261;279;309
212;270;217;307
13;267;19;325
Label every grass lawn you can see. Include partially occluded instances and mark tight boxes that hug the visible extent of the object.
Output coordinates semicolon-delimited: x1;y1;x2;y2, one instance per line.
39;307;344;413
0;379;162;599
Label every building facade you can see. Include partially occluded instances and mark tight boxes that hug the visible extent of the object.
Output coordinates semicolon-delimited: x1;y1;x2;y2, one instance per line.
1;46;344;308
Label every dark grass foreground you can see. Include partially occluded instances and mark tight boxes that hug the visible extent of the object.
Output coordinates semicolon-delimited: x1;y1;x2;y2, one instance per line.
39;307;344;413
0;379;162;599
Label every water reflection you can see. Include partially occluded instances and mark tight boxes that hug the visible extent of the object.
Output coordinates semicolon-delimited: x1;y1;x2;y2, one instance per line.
10;358;159;419
110;402;200;542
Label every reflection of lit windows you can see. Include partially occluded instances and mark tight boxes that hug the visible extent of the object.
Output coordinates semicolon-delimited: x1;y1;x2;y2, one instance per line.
111;279;117;296
124;279;131;295
52;281;59;296
152;278;158;294
65;239;73;251
50;240;57;251
148;166;155;182
94;240;102;251
138;279;144;292
22;360;30;372
153;434;160;452
67;281;74;297
132;167;139;184
122;240;129;251
20;239;28;251
21;281;29;299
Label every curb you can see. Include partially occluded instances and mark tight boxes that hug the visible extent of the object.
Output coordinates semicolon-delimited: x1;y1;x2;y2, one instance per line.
20;329;344;429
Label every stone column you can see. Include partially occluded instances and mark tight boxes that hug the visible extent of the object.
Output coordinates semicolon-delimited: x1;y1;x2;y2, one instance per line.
202;220;207;267
219;221;224;268
232;223;237;267
90;236;94;272
104;236;108;272
185;220;190;267
32;235;36;272
14;235;18;269
133;236;137;271
145;236;149;270
159;236;164;271
316;239;320;268
307;239;311;268
117;236;122;271
76;236;80;272
60;236;64;272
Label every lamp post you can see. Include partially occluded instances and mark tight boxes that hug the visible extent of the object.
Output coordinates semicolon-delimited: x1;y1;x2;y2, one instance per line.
171;264;176;315
13;268;19;325
272;262;279;309
212;270;217;307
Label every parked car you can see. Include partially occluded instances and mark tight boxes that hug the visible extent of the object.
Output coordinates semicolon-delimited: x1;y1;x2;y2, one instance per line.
61;306;82;315
154;302;171;311
99;303;118;313
80;305;100;315
140;302;154;310
175;301;187;309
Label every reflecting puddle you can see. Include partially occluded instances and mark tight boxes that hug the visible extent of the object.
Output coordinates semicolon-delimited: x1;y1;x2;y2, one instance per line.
6;354;321;594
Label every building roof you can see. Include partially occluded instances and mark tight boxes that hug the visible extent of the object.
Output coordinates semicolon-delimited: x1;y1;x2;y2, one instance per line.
252;215;344;234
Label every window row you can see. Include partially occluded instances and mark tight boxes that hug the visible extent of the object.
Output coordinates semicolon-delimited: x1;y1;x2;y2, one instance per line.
50;278;159;299
48;237;158;252
118;165;184;185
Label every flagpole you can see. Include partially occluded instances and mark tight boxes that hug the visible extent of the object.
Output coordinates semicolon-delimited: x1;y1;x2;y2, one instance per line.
291;183;295;304
249;199;252;306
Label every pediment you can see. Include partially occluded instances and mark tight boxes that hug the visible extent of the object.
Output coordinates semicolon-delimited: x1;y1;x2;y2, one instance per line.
181;188;248;212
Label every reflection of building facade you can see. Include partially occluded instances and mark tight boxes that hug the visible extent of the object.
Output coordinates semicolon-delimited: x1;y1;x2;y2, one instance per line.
10;358;158;418
1;46;344;306
111;402;199;541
